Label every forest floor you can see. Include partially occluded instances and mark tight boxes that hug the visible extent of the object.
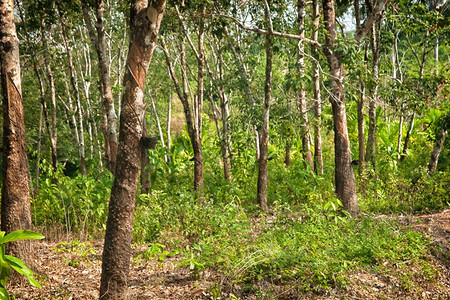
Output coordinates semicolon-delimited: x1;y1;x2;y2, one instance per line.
9;210;450;299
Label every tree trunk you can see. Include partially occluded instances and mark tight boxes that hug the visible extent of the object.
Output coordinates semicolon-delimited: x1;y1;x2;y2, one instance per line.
354;0;365;175
365;20;381;171
0;0;33;268
99;1;166;298
204;39;232;181
312;0;323;175
140;118;151;194
322;0;358;217
297;0;313;169
224;27;260;159
400;112;415;162
257;1;272;213
166;93;172;162
81;0;118;174
58;13;87;174
34;62;58;172
427;129;447;175
161;37;203;192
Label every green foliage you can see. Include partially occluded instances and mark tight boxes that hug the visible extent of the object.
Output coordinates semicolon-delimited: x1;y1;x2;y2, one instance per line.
33;161;112;237
0;230;44;299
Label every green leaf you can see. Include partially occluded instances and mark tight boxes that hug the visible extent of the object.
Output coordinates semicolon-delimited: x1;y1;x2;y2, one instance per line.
0;245;10;288
0;286;10;300
4;256;41;288
0;230;44;245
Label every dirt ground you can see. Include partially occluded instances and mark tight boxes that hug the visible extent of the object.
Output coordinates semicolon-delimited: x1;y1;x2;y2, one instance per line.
8;210;450;299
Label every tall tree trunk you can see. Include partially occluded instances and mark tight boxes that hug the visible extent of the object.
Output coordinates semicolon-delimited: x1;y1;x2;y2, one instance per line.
58;13;87;174
224;27;260;159
312;0;323;174
34;62;58;172
365;19;381;171
257;0;273;213
161;36;203;192
297;0;313;168
322;0;358;217
81;0;118;174
99;1;166;298
0;0;33;267
427;129;447;175
354;0;366;175
204;39;232;181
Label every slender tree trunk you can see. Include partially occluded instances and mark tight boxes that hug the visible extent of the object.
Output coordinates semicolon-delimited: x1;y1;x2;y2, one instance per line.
322;0;358;217
81;0;118;174
365;20;381;171
34;62;58;172
428;129;447;175
58;14;87;174
166;93;172;162
140;118;151;194
354;0;366;174
312;0;323;174
0;0;33;267
35;106;43;194
161;37;203;192
224;27;260;159
400;112;415;162
397;103;404;160
297;0;313;168
284;141;291;167
204;40;232;181
99;1;166;298
257;1;272;213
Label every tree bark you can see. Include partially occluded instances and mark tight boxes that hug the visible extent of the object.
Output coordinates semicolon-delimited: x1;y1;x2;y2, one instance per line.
312;0;323;175
58;13;87;174
322;0;358;217
365;18;381;171
297;0;313;169
99;1;166;298
0;0;33;267
257;0;272;213
427;129;447;175
81;0;118;174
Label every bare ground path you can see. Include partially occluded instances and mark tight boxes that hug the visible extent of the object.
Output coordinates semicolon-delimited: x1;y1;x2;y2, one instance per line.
8;210;450;299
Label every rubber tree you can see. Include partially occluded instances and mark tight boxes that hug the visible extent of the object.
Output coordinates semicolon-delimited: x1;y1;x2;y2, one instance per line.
81;0;119;174
0;0;33;267
99;0;167;298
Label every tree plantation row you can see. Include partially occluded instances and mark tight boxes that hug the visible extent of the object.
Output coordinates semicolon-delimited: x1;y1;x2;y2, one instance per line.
0;0;448;299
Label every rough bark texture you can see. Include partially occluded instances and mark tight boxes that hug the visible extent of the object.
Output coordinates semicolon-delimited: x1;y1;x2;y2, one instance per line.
322;0;358;217
312;0;323;174
297;0;313;169
0;0;33;265
427;129;447;175
257;2;272;213
99;0;166;298
81;0;118;174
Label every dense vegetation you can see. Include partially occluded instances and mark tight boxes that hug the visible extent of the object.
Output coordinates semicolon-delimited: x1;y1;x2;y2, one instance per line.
0;0;449;298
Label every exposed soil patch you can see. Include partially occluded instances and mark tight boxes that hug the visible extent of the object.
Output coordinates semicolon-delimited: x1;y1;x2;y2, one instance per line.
8;210;450;299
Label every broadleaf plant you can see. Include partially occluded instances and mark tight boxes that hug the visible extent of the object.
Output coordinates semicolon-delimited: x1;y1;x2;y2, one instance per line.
0;230;44;299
